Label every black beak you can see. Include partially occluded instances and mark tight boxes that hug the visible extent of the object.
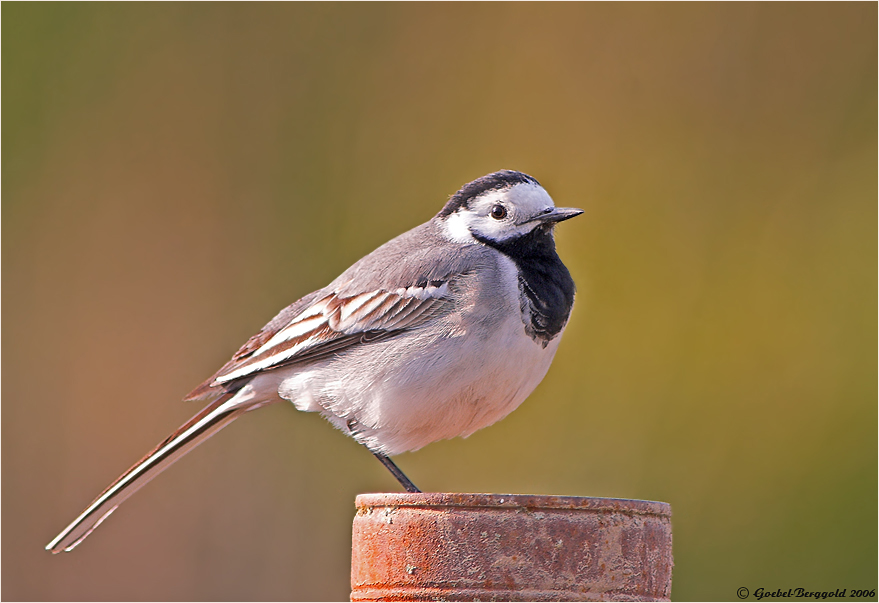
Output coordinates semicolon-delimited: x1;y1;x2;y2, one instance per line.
538;207;584;224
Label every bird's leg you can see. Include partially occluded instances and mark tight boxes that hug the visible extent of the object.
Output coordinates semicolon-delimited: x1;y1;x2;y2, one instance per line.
372;452;421;493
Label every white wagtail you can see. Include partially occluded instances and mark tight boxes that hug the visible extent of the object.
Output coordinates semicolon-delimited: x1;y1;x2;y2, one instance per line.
46;169;582;553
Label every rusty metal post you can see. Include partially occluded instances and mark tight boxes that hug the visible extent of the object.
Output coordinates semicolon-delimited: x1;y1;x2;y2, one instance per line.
351;493;672;602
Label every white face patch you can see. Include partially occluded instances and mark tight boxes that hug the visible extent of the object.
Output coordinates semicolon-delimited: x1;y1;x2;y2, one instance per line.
440;183;556;244
442;210;475;244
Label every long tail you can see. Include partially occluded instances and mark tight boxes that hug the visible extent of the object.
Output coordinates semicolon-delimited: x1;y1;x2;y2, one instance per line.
46;392;249;553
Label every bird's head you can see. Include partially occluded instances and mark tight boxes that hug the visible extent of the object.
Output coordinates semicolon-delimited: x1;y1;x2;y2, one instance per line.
437;170;582;245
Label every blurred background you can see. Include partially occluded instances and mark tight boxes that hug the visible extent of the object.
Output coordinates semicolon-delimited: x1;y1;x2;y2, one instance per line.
3;3;876;601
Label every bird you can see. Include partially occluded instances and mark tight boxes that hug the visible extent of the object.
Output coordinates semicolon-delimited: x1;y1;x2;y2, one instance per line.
46;169;582;553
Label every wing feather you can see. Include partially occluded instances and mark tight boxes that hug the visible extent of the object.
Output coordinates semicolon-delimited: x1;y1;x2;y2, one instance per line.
208;283;453;387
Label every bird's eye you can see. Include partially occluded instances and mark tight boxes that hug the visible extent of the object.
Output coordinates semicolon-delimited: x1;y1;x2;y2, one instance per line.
490;204;507;220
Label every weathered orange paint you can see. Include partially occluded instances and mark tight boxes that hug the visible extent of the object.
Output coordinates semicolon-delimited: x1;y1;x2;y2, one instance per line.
351;493;673;601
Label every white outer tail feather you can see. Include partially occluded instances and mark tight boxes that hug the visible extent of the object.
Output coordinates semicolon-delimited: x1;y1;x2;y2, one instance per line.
46;394;250;553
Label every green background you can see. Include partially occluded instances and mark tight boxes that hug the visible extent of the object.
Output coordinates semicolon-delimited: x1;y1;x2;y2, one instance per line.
3;3;876;601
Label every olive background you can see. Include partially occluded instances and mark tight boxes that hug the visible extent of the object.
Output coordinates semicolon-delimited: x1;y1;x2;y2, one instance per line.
3;3;876;601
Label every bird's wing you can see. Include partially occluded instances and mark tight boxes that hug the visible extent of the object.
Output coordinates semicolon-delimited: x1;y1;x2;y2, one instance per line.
185;281;455;398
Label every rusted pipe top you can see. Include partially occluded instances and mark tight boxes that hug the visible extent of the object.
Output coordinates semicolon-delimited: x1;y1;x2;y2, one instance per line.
351;493;673;602
355;492;671;516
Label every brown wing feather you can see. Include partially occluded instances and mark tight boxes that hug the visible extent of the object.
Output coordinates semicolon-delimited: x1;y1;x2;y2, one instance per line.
184;290;324;400
184;284;453;401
